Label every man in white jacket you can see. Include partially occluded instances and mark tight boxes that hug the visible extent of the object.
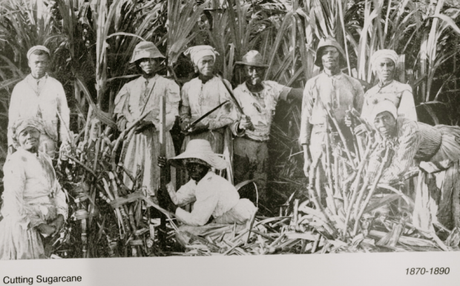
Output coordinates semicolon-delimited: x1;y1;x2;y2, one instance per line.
8;45;70;159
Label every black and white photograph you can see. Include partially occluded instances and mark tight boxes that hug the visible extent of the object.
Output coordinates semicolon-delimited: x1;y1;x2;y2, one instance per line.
0;0;460;285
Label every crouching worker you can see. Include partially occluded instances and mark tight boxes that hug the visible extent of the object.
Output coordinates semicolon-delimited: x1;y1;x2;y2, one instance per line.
159;139;257;245
0;118;68;259
367;101;460;231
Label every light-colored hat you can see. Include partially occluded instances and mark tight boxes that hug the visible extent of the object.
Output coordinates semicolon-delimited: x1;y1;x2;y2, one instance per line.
236;50;268;68
314;37;346;68
171;139;227;170
129;41;165;63
369;100;398;127
370;49;399;73
184;45;218;66
27;45;50;60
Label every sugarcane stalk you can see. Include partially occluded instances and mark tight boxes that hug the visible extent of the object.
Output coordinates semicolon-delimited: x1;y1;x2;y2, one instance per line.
321;103;356;170
343;140;375;237
323;120;337;215
352;147;391;236
157;91;169;250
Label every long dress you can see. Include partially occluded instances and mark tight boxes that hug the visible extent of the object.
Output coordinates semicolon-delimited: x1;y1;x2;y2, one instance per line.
0;149;68;259
114;75;180;196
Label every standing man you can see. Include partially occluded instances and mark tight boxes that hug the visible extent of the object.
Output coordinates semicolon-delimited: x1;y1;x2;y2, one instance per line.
180;45;235;154
231;50;303;202
114;41;180;197
8;45;70;158
300;37;364;177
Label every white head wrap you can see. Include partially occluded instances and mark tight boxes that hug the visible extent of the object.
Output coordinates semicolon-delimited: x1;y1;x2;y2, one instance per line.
27;45;50;60
369;100;398;127
370;49;399;73
184;45;218;66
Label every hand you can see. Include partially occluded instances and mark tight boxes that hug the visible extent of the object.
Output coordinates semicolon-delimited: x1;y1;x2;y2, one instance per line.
117;117;128;132
344;113;352;127
135;120;155;134
59;141;71;161
49;215;65;235
239;115;254;131
37;223;56;236
158;156;168;168
185;121;208;134
180;119;191;132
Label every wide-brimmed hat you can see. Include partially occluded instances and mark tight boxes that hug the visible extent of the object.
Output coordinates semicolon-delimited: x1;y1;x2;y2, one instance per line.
129;41;165;63
236;50;268;68
369;100;398;127
27;45;50;60
171;139;227;170
314;37;346;68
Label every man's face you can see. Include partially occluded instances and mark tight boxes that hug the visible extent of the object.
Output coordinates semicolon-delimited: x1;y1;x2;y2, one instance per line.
186;162;209;182
138;58;158;75
18;126;40;153
321;47;340;70
196;55;215;77
376;58;395;83
28;53;49;79
245;65;265;87
373;111;397;138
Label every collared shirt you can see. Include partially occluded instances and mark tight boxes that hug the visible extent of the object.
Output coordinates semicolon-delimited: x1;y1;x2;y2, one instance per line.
1;149;68;230
167;172;241;226
233;81;290;141
299;72;364;144
180;76;236;130
361;80;417;124
114;74;180;131
8;74;70;145
368;118;447;183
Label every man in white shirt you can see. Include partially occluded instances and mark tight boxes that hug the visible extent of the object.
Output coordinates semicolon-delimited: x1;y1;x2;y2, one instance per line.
8;45;70;159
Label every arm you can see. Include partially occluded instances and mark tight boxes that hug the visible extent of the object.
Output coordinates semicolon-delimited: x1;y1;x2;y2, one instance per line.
165;80;181;131
206;79;236;130
166;181;196;206
113;84;131;131
398;85;417;121
175;187;218;226
286;88;303;102
7;86;21;147
379;121;420;183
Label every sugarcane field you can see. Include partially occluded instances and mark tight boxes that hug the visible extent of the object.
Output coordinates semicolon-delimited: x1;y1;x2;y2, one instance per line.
2;0;460;260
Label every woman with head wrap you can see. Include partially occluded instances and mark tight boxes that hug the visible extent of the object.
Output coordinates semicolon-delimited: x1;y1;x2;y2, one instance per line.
0;118;68;259
179;45;236;154
360;49;417;125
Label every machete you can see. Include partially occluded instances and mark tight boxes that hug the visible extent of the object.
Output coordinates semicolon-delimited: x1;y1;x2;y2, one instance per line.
183;100;230;133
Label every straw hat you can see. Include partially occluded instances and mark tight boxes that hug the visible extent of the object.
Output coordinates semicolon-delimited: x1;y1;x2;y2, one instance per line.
27;45;50;60
369;100;398;127
171;139;227;170
314;37;346;68
236;50;268;68
129;41;165;63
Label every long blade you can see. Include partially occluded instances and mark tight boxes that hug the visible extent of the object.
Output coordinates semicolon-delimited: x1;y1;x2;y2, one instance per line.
218;76;244;114
187;99;230;128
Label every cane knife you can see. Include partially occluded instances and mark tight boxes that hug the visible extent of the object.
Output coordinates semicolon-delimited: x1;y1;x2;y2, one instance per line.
183;100;230;134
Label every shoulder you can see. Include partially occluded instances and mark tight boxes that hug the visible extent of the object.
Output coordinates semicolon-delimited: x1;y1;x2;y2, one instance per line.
46;76;64;85
391;81;412;92
4;150;29;170
305;74;322;89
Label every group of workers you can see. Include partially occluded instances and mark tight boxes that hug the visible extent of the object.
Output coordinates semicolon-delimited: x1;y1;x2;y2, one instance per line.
1;36;460;259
